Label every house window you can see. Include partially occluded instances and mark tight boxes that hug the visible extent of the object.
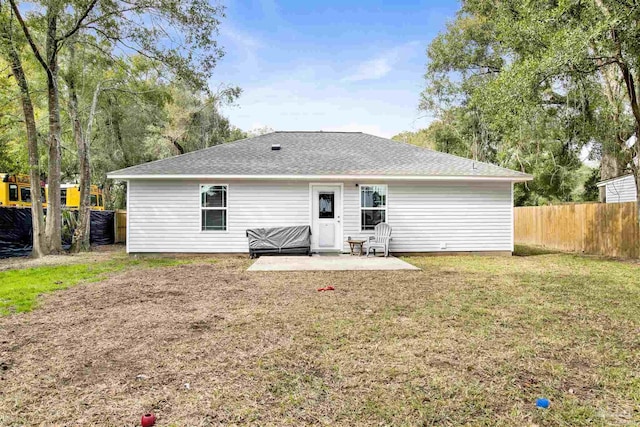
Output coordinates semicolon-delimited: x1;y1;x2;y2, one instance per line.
201;184;227;231
360;184;387;231
9;184;18;201
60;189;67;206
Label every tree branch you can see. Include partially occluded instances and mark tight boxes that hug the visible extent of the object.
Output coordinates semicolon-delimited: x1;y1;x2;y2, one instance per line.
56;0;99;42
7;0;52;79
611;29;640;126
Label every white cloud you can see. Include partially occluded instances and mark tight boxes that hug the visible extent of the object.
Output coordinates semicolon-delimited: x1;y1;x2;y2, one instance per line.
342;57;394;83
341;41;421;83
222;26;263;51
215;32;430;138
221;66;432;139
218;25;264;73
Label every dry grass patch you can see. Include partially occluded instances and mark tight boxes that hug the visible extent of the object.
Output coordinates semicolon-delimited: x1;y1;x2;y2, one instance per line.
0;253;638;426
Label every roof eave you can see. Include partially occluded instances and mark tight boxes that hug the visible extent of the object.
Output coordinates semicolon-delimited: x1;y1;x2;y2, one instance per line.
596;173;634;187
107;173;533;182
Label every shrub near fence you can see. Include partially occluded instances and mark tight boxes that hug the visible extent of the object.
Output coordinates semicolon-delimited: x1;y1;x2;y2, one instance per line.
514;202;639;258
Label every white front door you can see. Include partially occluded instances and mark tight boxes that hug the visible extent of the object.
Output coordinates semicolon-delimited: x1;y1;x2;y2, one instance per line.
310;184;342;251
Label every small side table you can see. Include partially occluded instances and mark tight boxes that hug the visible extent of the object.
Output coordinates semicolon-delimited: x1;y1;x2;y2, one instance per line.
347;239;366;256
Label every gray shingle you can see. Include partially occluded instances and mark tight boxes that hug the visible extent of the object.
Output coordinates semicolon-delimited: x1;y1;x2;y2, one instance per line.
108;131;531;179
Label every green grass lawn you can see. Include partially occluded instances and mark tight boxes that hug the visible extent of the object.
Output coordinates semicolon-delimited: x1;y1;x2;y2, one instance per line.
0;249;638;425
402;251;640;425
0;255;194;315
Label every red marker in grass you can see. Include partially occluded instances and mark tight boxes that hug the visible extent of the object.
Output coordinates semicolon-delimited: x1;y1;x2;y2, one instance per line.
141;413;156;427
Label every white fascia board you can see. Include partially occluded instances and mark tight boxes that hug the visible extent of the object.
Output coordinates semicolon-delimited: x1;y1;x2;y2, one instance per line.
107;173;533;182
596;173;634;187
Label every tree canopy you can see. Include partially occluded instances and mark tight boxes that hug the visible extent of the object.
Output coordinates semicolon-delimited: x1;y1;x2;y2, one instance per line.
413;0;640;206
0;0;249;255
0;1;247;208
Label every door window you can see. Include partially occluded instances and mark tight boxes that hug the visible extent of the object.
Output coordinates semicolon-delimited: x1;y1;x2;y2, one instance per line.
318;192;334;218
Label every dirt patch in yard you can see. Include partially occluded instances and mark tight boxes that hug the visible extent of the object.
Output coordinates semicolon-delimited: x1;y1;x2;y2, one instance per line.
0;255;638;426
0;244;124;271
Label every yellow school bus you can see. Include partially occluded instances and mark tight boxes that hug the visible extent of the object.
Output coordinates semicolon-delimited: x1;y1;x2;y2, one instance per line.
56;183;105;210
0;173;46;207
0;174;105;210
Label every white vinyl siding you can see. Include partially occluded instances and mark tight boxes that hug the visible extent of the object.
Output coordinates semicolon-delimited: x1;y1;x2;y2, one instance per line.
128;180;309;252
604;175;637;203
342;181;513;253
127;179;514;253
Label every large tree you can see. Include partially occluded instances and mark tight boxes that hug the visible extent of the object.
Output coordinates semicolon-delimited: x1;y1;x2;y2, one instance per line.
146;84;244;157
421;0;640;209
0;7;46;257
391;129;435;149
6;0;226;254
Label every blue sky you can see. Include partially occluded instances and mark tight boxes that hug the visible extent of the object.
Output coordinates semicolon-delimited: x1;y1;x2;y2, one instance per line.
213;0;460;138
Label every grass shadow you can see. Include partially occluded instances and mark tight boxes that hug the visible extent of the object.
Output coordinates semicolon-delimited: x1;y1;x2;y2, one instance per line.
514;244;561;257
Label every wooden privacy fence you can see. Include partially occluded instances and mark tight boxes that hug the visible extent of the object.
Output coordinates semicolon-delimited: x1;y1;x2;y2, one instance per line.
115;209;127;243
514;202;639;258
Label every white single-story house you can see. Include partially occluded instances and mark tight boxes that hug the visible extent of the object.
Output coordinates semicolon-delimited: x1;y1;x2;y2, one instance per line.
596;174;637;203
107;131;532;255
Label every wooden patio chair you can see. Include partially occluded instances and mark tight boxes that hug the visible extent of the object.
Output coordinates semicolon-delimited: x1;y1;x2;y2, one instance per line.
366;223;392;257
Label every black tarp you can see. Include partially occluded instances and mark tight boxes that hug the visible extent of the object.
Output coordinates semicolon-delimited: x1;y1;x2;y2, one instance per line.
90;210;115;246
246;225;311;258
0;207;115;258
0;207;32;258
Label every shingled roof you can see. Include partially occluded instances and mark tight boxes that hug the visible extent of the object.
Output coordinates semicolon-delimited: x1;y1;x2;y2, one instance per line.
107;131;532;180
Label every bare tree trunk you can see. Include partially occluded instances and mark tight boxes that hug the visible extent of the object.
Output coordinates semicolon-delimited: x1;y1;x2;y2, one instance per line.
8;0;98;253
171;138;185;154
2;40;47;258
616;70;640;226
66;46;91;253
108;96;128;163
615;64;640;226
595;2;640;224
633;131;640;231
44;9;62;253
599;151;620;201
597;63;625;201
102;180;111;210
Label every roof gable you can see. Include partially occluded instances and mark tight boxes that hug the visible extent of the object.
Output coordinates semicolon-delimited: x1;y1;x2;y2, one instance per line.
107;131;532;180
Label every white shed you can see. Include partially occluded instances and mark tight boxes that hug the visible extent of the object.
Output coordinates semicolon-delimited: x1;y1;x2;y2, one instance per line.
597;174;637;203
107;131;532;255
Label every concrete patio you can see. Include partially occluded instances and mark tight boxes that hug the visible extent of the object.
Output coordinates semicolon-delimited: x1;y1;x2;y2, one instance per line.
247;254;420;271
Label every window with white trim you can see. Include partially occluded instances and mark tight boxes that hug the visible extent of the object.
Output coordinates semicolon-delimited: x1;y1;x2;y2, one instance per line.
360;184;386;231
201;184;227;231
